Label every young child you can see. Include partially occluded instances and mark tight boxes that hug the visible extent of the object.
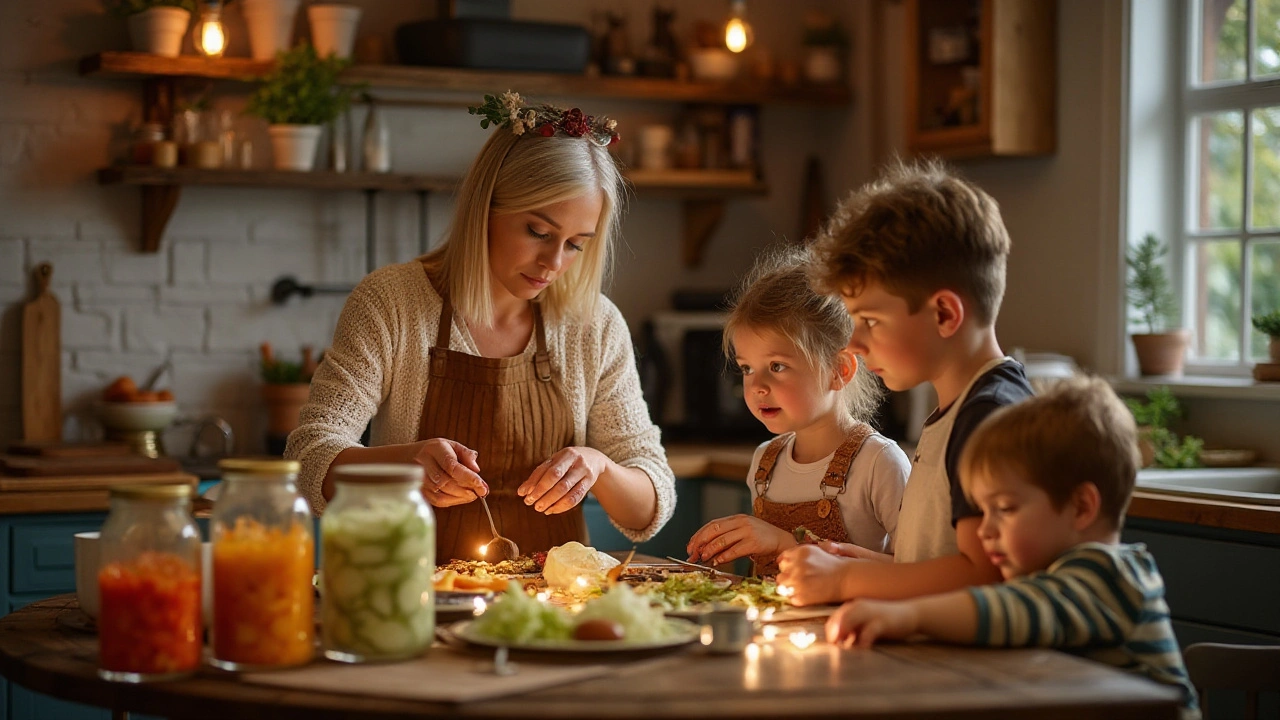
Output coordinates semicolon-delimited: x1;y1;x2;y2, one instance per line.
777;158;1034;604
826;378;1200;718
686;247;909;575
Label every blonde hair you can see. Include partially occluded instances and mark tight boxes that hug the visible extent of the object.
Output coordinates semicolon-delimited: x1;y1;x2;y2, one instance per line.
959;377;1140;529
723;245;884;423
424;126;624;325
809;157;1010;326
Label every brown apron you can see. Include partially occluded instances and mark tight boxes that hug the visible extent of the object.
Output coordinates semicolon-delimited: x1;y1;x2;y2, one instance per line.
418;284;585;561
749;424;873;576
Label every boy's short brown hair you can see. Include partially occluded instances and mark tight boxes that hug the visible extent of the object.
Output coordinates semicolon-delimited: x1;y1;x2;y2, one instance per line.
810;158;1011;326
959;377;1140;529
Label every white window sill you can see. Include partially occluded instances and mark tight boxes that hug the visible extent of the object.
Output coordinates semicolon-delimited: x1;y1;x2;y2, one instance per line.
1107;375;1280;402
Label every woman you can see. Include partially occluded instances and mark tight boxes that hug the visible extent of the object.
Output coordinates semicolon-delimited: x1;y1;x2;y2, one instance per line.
286;92;675;560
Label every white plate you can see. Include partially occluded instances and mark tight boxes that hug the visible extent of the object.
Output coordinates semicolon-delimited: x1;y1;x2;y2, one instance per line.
448;618;700;653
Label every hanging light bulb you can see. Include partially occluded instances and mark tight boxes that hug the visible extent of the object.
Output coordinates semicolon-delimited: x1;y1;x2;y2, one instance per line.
724;0;754;54
194;0;226;58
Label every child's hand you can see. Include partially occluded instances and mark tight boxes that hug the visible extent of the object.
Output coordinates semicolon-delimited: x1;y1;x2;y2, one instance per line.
775;544;859;605
686;515;797;565
825;599;919;648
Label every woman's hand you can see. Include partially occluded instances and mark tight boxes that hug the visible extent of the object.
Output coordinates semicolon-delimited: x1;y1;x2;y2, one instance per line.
686;515;797;565
410;438;488;508
518;447;608;514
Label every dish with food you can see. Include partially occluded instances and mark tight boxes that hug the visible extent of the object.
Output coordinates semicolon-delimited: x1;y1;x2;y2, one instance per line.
448;617;700;653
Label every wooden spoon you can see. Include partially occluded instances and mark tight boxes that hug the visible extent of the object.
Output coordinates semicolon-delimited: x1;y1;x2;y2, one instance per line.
477;494;520;561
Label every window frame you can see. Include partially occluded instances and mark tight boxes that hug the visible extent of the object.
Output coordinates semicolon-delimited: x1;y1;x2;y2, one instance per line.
1180;0;1280;375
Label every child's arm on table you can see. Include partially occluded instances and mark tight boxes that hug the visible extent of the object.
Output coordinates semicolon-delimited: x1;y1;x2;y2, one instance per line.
826;591;979;648
776;517;1002;605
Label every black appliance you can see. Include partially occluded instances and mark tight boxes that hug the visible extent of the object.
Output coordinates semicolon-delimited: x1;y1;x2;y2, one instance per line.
678;328;768;442
395;18;590;73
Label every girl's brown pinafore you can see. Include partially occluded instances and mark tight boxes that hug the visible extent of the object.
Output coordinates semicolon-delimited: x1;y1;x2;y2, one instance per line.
750;424;874;575
418;283;585;561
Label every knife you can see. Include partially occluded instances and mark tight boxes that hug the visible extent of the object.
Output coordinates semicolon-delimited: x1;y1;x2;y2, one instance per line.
664;556;731;575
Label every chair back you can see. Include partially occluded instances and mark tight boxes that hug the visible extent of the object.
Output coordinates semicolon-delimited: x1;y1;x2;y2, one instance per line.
1184;642;1280;719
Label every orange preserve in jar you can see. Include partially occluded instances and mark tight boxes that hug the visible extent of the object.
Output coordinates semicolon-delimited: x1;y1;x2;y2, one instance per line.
97;484;202;682
210;458;315;670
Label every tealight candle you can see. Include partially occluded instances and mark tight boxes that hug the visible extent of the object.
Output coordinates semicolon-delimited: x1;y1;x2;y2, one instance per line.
789;631;816;649
472;597;487;616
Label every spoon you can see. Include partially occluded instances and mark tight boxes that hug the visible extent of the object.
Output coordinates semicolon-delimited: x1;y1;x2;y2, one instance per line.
477;493;520;561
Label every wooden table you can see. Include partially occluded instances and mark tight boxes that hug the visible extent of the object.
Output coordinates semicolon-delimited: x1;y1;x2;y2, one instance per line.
0;595;1182;720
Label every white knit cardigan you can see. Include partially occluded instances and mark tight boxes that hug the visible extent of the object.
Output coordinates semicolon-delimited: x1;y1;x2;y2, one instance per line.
284;260;676;543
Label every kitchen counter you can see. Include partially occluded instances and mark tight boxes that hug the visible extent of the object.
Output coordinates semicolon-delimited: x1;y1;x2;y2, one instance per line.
664;444;1280;535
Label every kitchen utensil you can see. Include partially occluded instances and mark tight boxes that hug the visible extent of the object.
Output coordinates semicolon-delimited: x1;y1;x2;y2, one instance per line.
21;263;60;442
605;546;637;583
477;493;519;561
664;556;730;575
140;359;171;392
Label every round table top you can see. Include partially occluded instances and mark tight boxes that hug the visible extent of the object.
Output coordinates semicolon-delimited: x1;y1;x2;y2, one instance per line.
0;595;1181;720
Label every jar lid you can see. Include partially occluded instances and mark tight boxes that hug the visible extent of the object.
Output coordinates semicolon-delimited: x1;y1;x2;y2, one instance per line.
110;483;193;500
218;457;301;475
333;463;424;484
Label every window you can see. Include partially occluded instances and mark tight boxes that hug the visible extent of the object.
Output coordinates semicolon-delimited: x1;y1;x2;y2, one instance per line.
1184;0;1280;370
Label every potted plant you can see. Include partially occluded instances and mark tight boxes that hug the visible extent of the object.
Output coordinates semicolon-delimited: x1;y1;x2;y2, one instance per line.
1125;387;1202;469
1126;233;1189;376
240;0;300;61
260;342;317;454
246;43;355;171
105;0;196;58
1253;310;1280;363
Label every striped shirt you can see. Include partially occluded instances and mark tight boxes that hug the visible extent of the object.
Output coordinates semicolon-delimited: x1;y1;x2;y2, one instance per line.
968;542;1199;717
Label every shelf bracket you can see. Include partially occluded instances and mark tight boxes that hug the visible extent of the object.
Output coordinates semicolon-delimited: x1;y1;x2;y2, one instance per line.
681;198;726;268
140;185;181;253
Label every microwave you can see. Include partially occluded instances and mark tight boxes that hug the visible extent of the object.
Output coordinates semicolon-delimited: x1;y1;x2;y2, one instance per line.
639;312;768;442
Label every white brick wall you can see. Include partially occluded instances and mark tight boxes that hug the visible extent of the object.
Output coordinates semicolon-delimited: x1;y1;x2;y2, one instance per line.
0;0;861;455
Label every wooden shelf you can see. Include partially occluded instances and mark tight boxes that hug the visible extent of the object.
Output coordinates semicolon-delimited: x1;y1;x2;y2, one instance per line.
98;166;458;193
80;52;852;106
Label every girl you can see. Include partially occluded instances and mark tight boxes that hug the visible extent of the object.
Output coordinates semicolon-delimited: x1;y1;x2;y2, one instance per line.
686;247;909;574
287;92;675;560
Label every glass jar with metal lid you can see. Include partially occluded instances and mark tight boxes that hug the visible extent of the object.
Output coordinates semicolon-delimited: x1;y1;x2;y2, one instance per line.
321;463;434;663
97;483;202;682
210;457;315;671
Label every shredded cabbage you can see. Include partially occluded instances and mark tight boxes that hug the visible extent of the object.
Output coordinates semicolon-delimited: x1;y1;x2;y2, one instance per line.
470;581;572;643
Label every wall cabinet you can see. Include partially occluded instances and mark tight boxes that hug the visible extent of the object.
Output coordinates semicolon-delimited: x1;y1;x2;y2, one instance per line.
904;0;1056;158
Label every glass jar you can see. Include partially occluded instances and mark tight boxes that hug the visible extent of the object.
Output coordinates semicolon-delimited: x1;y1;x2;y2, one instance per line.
97;483;202;683
210;458;314;671
321;464;434;663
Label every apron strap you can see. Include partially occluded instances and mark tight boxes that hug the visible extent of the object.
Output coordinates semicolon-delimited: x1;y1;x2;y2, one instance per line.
431;292;454;377
533;302;552;382
821;423;874;499
752;435;790;500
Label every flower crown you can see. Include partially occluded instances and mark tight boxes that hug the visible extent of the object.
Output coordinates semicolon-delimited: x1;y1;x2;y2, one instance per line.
468;91;619;147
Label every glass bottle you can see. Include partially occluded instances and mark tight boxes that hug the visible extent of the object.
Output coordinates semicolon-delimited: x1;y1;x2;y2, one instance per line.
97;483;202;683
321;464;434;663
361;103;390;173
210;458;315;671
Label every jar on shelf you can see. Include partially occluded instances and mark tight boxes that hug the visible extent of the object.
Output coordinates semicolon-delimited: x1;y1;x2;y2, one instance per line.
210;458;315;671
131;122;166;165
97;483;202;683
320;464;434;663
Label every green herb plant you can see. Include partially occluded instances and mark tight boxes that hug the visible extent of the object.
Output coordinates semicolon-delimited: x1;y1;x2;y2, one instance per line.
103;0;196;16
246;44;357;126
1253;309;1280;338
259;342;317;384
1126;233;1179;334
1125;387;1202;469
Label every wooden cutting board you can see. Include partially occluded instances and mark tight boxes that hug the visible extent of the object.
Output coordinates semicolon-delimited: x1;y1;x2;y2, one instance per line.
6;441;133;458
21;263;60;442
0;454;180;477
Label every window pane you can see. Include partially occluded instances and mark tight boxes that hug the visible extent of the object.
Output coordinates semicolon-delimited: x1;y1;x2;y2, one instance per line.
1256;0;1280;78
1252;107;1280;229
1193;112;1244;230
1191;240;1242;361
1199;0;1247;84
1251;239;1280;359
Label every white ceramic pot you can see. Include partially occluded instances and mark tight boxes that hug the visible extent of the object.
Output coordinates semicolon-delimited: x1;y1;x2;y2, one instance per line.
241;0;301;61
268;124;323;171
308;4;362;60
127;6;191;58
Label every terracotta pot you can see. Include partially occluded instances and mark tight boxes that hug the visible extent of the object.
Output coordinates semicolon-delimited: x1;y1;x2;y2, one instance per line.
1136;426;1156;468
261;383;310;436
1270;336;1280;363
241;0;300;61
128;7;190;58
1131;330;1190;377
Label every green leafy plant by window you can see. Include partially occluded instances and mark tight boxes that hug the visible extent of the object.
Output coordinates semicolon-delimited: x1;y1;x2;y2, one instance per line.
103;0;196;15
259;343;318;385
246;44;356;126
1252;309;1280;338
1125;387;1202;469
1126;233;1179;334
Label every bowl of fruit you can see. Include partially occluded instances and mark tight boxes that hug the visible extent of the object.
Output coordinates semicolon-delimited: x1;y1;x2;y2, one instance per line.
98;375;178;432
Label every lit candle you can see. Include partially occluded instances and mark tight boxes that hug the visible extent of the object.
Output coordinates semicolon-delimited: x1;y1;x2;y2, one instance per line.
789;631;816;649
472;596;487;616
745;607;759;622
762;625;779;641
479;544;488;557
536;590;551;602
700;626;714;646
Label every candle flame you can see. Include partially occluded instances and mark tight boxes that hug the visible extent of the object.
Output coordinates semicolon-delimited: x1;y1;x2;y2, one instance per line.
472;596;487;616
789;631;816;649
479;544;488;557
762;625;779;641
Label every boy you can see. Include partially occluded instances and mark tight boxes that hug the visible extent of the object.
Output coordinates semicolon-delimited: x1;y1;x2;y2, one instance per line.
825;378;1199;718
777;159;1033;604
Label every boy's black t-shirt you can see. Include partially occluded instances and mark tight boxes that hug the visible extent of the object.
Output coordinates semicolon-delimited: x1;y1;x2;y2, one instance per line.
946;361;1035;525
